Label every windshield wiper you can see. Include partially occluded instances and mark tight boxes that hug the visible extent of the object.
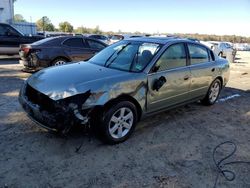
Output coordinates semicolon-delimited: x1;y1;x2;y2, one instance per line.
105;43;131;67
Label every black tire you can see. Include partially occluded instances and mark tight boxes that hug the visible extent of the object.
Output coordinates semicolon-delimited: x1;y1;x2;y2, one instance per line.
201;79;222;105
51;57;68;66
99;101;138;144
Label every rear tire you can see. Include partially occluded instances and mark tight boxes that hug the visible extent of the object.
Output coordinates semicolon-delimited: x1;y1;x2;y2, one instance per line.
201;79;222;105
99;101;138;144
51;58;68;66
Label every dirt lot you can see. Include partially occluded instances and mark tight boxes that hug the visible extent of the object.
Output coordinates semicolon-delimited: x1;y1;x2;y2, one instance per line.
0;52;250;188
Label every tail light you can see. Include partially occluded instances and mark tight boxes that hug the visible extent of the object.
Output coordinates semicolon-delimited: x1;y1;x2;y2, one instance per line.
22;47;30;54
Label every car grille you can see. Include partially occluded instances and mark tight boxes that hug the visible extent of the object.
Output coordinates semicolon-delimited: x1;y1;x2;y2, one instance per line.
25;84;56;112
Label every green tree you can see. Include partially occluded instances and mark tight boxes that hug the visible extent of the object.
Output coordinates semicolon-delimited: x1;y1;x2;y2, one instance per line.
36;16;55;31
14;14;26;22
59;21;74;32
75;26;91;34
93;25;102;34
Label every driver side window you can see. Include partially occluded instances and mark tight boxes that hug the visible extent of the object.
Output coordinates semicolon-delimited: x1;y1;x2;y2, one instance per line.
155;43;187;72
0;25;19;36
0;25;8;36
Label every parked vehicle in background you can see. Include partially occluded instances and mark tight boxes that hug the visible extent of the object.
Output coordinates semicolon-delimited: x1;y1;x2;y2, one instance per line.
209;41;236;58
109;34;124;44
0;23;44;55
88;34;110;44
109;34;144;44
19;37;230;144
200;41;214;49
19;36;107;71
234;43;250;51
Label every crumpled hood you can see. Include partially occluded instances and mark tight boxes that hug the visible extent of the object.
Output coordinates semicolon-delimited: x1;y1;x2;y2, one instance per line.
27;62;130;100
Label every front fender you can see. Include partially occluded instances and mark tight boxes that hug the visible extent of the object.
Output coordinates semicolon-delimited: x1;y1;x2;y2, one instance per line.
81;76;147;111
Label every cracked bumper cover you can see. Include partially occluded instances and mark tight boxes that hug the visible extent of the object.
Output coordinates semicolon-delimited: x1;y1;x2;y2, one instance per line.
19;83;91;132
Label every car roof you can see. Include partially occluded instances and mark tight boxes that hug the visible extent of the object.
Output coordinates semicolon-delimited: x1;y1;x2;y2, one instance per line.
31;35;108;46
45;35;105;42
125;37;195;45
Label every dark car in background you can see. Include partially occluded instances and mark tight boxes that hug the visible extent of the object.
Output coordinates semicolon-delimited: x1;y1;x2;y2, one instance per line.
88;34;110;44
19;36;107;71
0;23;44;55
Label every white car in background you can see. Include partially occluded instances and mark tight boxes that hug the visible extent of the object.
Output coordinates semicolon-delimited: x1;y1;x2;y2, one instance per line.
210;41;236;57
109;34;144;44
234;43;250;51
201;41;236;58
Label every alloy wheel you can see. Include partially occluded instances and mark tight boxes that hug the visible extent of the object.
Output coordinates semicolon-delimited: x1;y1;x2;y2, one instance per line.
54;60;66;66
209;81;220;103
108;107;134;139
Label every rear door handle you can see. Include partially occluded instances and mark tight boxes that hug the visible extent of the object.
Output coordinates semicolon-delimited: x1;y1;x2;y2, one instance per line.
211;68;215;72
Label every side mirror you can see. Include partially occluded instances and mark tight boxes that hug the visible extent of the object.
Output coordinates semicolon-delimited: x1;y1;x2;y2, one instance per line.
151;65;160;73
153;76;166;91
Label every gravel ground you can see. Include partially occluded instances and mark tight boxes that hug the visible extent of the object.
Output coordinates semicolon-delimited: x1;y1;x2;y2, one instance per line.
0;52;250;188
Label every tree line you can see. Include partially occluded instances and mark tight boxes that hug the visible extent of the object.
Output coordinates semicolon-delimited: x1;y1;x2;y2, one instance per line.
14;14;250;43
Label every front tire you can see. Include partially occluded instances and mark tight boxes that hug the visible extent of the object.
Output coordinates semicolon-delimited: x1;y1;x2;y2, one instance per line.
202;79;222;105
100;101;138;144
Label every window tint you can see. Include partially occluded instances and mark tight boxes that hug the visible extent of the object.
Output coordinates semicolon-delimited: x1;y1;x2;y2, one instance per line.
63;38;85;48
188;44;209;65
155;43;186;71
0;25;19;36
87;39;106;50
0;25;7;36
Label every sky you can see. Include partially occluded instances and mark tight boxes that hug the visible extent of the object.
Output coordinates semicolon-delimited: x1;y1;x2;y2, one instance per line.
14;0;250;37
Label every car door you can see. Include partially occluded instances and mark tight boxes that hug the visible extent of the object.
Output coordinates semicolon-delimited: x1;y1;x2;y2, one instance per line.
147;43;191;113
187;43;215;98
63;38;94;61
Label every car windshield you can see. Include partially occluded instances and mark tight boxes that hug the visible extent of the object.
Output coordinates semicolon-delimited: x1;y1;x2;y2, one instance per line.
224;43;232;48
89;41;161;72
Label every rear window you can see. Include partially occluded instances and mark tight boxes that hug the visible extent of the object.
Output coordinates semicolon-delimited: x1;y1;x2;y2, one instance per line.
90;35;107;40
87;39;106;50
63;38;86;48
32;37;57;45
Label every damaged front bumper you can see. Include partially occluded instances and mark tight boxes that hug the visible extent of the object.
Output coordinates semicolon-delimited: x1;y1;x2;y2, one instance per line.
19;82;91;133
